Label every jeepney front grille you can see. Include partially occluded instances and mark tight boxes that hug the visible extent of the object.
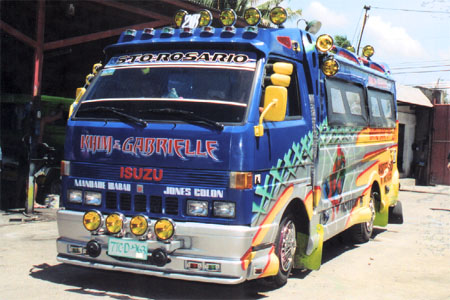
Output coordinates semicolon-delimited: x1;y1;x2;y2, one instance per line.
165;197;179;215
120;193;132;211
150;196;162;214
103;193;181;217
134;195;147;212
106;192;117;209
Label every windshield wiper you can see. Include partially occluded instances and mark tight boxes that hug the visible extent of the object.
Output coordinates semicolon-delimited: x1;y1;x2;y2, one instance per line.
78;106;147;127
141;108;224;131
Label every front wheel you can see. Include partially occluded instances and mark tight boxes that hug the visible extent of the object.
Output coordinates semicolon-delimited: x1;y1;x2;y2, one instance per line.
269;214;297;287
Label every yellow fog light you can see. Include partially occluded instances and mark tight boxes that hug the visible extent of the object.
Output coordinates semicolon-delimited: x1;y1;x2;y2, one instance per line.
362;45;375;58
174;10;188;28
244;7;261;26
220;9;237;27
199;9;213;27
83;210;102;232
322;57;339;76
105;213;124;234
270;7;287;26
154;219;175;241
316;34;334;53
130;215;149;236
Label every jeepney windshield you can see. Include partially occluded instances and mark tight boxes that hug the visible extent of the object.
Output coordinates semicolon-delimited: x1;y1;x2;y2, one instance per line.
74;66;255;123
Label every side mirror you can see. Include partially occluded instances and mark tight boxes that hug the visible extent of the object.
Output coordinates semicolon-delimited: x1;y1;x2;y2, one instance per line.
68;87;86;119
254;86;287;137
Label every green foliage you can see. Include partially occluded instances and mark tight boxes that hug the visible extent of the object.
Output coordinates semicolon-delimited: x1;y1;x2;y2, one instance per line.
334;35;352;49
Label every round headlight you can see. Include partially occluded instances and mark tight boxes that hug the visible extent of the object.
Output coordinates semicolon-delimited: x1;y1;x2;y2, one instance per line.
244;7;261;26
322;57;340;76
316;34;334;53
130;215;149;236
83;210;102;232
362;45;375;58
174;10;188;28
199;9;213;27
154;219;175;240
270;7;287;25
105;213;124;234
220;9;237;27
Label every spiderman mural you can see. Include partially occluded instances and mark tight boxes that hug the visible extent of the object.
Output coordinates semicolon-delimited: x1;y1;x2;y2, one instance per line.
323;145;346;221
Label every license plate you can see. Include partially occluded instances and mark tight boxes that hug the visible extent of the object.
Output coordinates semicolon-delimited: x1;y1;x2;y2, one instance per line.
108;237;148;260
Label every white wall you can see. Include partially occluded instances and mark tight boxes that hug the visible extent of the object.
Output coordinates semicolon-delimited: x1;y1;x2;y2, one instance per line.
398;107;416;177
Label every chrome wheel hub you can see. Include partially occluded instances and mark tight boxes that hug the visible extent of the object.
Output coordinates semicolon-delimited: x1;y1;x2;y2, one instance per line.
280;220;297;272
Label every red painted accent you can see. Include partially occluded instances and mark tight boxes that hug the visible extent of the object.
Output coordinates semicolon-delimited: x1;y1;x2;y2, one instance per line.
258;246;275;278
363;145;392;160
337;50;359;65
277;36;292;49
356;161;378;183
240;248;253;270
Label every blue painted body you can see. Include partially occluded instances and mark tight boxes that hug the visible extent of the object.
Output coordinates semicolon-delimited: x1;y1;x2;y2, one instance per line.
62;26;394;228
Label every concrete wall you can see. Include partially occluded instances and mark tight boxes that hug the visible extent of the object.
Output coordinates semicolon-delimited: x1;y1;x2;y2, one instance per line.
398;106;416;177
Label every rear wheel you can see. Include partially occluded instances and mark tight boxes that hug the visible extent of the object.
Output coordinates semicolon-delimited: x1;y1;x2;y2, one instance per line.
269;214;297;287
349;190;377;243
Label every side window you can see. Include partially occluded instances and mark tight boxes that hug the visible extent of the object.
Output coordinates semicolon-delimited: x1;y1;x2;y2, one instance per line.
367;89;396;128
330;88;346;114
266;59;301;118
325;79;368;127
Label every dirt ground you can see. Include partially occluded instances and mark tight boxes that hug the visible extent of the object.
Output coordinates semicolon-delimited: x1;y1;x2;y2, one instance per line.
0;186;449;300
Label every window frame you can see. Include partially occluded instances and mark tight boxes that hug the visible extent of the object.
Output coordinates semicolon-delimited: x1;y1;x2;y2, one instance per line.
325;78;368;127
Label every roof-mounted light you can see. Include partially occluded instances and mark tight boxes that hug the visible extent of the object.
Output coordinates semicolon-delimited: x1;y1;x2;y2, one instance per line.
180;27;194;37
316;34;333;53
220;8;237;27
161;26;175;37
201;25;215;36
142;28;155;38
346;46;355;53
124;29;137;37
199;9;213;27
244;7;261;26
270;7;287;26
221;26;236;36
322;57;339;76
362;45;375;58
174;10;188;28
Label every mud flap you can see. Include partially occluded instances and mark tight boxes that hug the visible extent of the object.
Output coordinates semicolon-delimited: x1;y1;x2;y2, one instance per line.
374;194;389;227
388;200;404;224
294;224;324;270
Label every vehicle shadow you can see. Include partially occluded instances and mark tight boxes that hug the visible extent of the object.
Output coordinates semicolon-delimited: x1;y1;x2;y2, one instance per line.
29;228;389;299
29;262;265;299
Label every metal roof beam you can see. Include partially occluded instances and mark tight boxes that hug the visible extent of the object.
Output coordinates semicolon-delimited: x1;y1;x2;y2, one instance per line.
0;20;37;49
87;0;172;22
43;20;169;51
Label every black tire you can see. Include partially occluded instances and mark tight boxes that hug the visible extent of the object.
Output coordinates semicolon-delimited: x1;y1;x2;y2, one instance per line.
268;214;297;287
349;190;377;243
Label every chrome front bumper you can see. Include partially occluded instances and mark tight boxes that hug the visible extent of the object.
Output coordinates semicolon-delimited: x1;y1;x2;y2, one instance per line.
56;210;277;284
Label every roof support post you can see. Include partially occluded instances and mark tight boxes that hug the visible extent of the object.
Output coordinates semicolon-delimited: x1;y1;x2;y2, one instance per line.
32;0;45;98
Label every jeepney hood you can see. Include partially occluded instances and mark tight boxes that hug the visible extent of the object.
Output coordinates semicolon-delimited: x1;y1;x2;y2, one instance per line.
64;120;253;171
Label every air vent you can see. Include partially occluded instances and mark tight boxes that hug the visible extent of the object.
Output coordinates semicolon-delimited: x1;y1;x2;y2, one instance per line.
134;195;147;212
150;196;162;214
105;192;117;209
165;197;179;215
120;193;132;211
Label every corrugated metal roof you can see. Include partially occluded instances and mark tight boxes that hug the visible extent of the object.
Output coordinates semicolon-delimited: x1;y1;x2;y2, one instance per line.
397;84;433;107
